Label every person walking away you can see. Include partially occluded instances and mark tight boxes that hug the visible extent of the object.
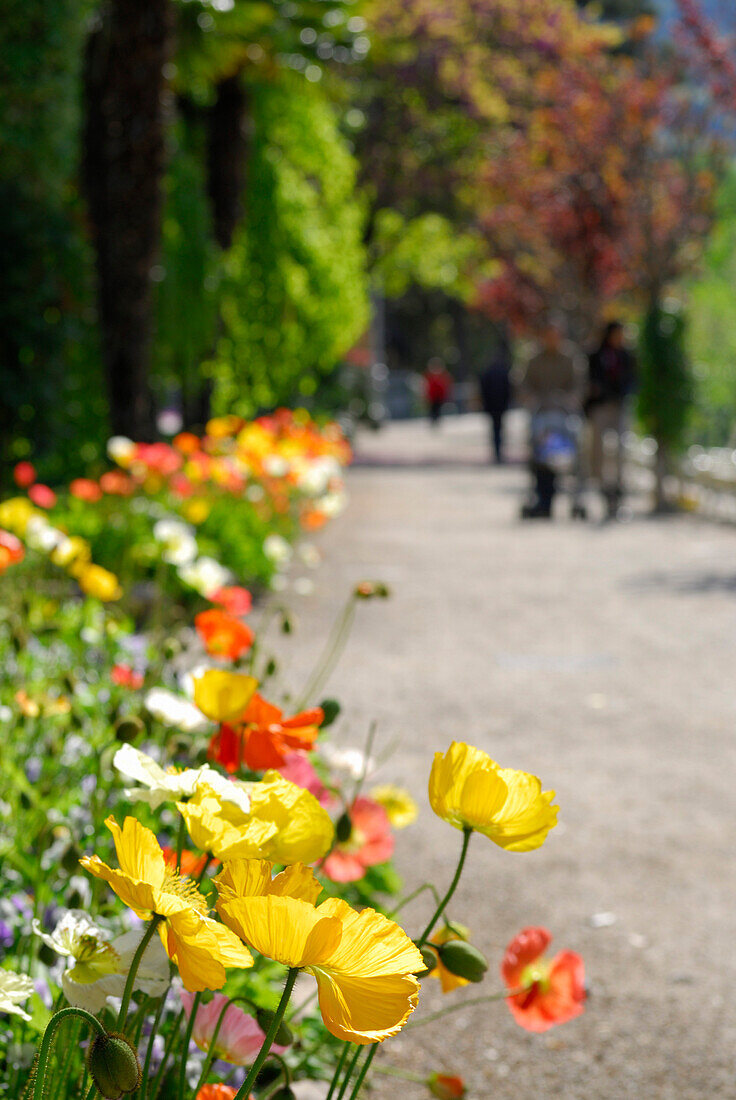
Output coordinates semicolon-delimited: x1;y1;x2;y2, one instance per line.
423;358;452;427
479;339;512;463
585;321;636;519
518;322;581;518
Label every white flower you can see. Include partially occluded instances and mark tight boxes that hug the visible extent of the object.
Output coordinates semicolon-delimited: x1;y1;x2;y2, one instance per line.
263;455;290;478
263;534;292;566
144;688;209;733
113;745;251;813
178;556;232;597
33;911;169;1014
297;457;340;497
319;744;376;781
25;517;64;553
153;518;199;566
107;436;135;465
316;489;348;518
0;969;35;1021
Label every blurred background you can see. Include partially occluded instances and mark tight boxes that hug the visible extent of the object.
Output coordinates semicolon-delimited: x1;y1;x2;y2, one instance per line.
2;0;736;483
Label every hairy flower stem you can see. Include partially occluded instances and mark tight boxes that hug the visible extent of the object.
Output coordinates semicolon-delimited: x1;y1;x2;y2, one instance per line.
232;968;299;1100
325;1042;351;1100
176;991;202;1099
296;594;356;709
347;1045;377;1100
335;1046;362;1100
116;916;163;1030
31;1007;107;1100
405;988;524;1031
137;991;168;1100
416;827;472;947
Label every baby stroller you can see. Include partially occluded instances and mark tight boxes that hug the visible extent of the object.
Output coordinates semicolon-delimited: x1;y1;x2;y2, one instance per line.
521;407;587;519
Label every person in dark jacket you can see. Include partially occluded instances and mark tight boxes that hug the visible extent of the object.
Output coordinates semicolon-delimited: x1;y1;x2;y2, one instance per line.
479;340;513;463
585;321;637;517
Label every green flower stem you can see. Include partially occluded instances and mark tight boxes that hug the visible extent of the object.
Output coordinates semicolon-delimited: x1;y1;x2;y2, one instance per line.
262;1052;291;1095
148;1008;185;1100
416;827;472;947
116;916;163;1030
372;1065;425;1084
325;1041;351;1100
335;1046;362;1100
295;594;356;709
176;990;202;1100
31;1007;107;1100
232;967;299;1100
347;1045;377;1100
137;991;168;1100
194;995;257;1095
405;988;524;1031
388;882;442;919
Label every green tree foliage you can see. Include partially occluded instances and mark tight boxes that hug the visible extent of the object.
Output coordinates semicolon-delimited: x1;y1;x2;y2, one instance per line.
210;78;369;413
638;300;694;451
0;0;105;481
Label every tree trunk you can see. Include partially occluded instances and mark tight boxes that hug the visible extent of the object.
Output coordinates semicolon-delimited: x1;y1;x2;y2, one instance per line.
206;75;248;251
82;0;172;440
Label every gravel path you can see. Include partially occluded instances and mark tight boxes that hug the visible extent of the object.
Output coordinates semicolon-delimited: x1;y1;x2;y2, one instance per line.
281;414;736;1100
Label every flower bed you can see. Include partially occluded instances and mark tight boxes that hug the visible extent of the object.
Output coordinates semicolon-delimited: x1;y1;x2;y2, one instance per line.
0;412;583;1100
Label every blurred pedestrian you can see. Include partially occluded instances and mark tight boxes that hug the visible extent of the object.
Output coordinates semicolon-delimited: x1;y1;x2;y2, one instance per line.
585;321;637;519
423;358;452;427
479;338;513;463
518;321;582;518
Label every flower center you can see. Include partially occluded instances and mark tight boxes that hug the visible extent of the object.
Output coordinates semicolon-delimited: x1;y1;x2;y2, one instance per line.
160;869;208;915
68;936;121;984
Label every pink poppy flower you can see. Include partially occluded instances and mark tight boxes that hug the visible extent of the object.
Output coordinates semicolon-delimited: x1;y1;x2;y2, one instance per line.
210;586;253;618
111;664;144;690
277;751;333;806
181;992;284;1066
28;484;56;509
322;797;394;883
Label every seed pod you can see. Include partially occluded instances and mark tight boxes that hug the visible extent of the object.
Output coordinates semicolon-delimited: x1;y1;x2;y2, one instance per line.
335;812;353;844
255;1009;294;1047
436;941;488;983
413;943;438;977
86;1032;141;1099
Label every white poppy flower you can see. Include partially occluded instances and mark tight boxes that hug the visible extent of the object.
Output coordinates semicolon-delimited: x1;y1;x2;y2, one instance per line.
0;970;35;1021
25;517;64;553
315;489;348;518
113;745;251;813
107;436;136;465
178;556;232;597
144;688;209;733
33;911;169;1014
263;534;292;566
319;743;376;781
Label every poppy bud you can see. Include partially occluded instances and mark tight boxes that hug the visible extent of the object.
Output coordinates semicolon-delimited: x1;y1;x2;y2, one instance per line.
86;1032;141;1099
255;1009;294;1047
426;1072;466;1099
436;941;488;983
115;716;144;744
319;698;341;728
413;943;438;977
335;812;353;843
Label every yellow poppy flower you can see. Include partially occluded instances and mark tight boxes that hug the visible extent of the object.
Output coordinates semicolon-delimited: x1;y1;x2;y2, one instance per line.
193;669;258;724
80;817;252;992
77;564;123;602
0;497;37;536
178;772;334;865
428;742;558;852
369;785;418;828
216;859;424;1044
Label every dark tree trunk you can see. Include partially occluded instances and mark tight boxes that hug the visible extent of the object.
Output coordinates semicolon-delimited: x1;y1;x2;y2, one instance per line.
206;75;248;251
82;0;172;440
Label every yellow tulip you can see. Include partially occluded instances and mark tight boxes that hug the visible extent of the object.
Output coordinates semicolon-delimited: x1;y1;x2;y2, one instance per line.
178;771;334;865
80;817;252;992
216;859;424;1044
193;669;258;724
77;564;122;602
428;742;557;852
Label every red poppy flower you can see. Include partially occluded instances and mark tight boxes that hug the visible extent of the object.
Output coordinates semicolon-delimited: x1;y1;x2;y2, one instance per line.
0;531;24;574
111;664;144;690
427;1073;466;1099
196;1086;240;1100
13;462;36;488
208;695;323;772
501;927;585;1033
162;846;214;878
322;797;394;883
99;470;135;496
210;586;253;618
28;484;56;509
69;478;103;502
195;610;254;660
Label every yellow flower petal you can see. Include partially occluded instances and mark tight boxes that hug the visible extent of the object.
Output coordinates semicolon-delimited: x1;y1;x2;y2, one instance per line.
214;860;322;906
219;895;342;969
316;899;425;978
106;816;167;890
178;786;277;861
164;909;252;993
193;670;258;724
428;742;557;852
369;785;418;828
310;969;420;1045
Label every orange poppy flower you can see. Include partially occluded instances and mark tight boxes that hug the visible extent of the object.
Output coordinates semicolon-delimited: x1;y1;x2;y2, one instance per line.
70;478;103;502
210;586;253;617
502;927;585;1033
195;610;254;660
99;470;135;496
195;1085;241;1100
0;531;24;574
208;694;323;772
161;846;215;878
